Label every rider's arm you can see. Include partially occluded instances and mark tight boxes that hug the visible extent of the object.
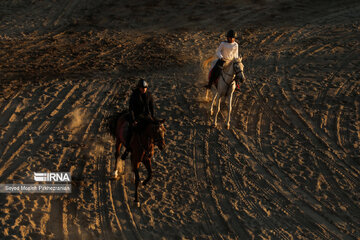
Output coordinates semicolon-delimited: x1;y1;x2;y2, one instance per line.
216;42;224;60
233;43;239;59
129;94;136;122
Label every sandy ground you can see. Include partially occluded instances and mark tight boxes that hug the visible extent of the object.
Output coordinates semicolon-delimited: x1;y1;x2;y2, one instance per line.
0;0;359;239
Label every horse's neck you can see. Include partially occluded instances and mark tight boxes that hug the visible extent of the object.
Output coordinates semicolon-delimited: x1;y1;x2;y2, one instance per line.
223;61;234;72
137;124;154;149
221;61;234;83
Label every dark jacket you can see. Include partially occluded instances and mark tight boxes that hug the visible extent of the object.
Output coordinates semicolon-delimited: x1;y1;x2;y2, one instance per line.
129;88;154;123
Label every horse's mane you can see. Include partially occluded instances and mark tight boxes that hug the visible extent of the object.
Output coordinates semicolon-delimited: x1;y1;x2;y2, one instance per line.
222;60;233;72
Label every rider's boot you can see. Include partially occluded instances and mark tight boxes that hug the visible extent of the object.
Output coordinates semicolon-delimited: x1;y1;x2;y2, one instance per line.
205;59;224;89
205;69;218;89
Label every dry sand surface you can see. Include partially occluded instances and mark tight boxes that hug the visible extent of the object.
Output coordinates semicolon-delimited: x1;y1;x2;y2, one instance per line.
0;0;359;239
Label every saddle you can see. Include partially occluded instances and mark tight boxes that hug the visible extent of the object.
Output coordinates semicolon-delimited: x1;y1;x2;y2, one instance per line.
134;115;154;132
208;59;226;87
118;112;154;144
208;68;220;86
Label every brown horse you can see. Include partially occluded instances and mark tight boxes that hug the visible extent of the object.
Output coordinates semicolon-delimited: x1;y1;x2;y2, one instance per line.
112;112;166;206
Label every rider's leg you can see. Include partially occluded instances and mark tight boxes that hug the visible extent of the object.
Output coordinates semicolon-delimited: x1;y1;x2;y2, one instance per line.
206;59;225;89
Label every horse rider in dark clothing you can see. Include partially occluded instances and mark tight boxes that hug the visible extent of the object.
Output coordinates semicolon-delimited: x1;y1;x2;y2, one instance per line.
121;79;155;160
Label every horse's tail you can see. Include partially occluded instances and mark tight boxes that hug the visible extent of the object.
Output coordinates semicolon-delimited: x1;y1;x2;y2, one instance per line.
202;56;216;70
107;110;127;138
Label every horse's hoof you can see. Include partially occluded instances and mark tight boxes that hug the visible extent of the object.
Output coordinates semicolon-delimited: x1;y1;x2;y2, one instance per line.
226;125;230;129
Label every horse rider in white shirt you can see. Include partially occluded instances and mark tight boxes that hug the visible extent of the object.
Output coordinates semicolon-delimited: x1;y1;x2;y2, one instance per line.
205;30;239;89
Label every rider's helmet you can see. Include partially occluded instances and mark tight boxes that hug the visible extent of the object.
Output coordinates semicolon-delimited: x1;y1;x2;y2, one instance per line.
137;79;148;88
226;30;236;38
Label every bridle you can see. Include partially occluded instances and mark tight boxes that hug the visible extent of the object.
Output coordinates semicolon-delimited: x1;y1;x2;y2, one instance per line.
152;123;165;146
220;60;243;87
136;123;164;160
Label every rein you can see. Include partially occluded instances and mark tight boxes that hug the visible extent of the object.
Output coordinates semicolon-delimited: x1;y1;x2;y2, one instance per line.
136;134;152;160
136;123;162;160
219;61;243;88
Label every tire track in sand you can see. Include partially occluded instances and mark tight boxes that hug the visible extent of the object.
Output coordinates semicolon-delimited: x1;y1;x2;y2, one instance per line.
217;107;297;239
0;80;67;161
95;79;127;240
244;83;359;237
37;80;110;239
274;67;360;225
234;92;358;237
204;126;251;239
178;73;249;239
66;78;134;239
192;127;234;239
175;71;231;239
80;77;143;240
224;125;350;240
102;81;142;240
232;47;359;238
104;78;144;240
0;82;81;183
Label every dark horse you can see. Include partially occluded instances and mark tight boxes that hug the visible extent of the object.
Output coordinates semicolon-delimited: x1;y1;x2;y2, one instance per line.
110;111;166;206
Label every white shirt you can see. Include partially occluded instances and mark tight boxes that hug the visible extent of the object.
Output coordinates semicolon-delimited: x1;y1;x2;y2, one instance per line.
216;41;239;61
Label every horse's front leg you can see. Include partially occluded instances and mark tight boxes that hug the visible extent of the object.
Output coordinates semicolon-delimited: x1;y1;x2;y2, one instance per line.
134;165;141;207
115;138;121;161
226;88;235;129
214;94;221;127
205;89;210;101
210;92;218;116
142;158;152;186
113;139;122;177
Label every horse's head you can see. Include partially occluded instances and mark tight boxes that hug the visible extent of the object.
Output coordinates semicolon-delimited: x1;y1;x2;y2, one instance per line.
152;119;166;151
233;57;246;83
